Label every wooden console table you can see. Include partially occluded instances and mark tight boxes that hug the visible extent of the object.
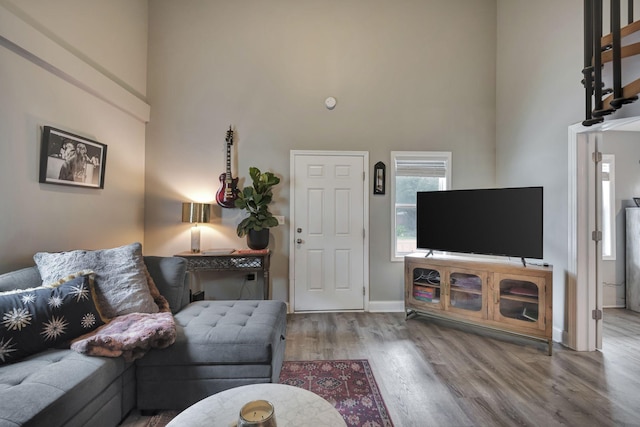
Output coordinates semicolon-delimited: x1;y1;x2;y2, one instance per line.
174;250;271;300
405;253;553;354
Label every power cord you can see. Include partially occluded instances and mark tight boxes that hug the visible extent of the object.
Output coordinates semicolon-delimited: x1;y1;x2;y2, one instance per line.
237;277;249;300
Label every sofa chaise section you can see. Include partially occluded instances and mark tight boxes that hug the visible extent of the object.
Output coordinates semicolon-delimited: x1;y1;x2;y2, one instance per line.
136;299;287;410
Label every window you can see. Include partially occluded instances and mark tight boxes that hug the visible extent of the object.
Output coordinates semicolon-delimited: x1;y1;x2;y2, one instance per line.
601;154;615;260
390;151;451;261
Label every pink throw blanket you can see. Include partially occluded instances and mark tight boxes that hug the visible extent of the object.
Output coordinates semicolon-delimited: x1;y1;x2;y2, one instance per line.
71;311;176;362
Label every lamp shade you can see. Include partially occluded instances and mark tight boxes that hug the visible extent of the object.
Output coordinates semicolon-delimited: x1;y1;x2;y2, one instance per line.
182;203;211;223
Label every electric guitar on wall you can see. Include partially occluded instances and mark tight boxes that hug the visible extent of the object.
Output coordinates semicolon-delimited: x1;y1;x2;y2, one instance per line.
215;126;239;208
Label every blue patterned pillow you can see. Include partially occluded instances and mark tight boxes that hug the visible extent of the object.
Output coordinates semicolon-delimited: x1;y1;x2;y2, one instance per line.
0;272;107;364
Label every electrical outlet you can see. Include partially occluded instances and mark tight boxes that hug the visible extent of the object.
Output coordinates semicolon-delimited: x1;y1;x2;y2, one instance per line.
275;215;285;225
246;273;255;281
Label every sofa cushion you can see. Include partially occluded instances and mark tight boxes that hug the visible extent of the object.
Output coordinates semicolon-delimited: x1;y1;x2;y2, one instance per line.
143;256;188;314
0;272;107;365
137;300;287;366
0;266;41;294
33;242;157;318
0;348;130;427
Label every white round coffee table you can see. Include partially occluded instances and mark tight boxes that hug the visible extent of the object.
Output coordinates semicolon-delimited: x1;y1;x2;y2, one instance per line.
167;383;346;427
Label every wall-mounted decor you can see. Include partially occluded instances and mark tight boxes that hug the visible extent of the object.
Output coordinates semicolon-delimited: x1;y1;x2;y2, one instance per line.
374;161;385;195
216;125;239;208
39;126;107;189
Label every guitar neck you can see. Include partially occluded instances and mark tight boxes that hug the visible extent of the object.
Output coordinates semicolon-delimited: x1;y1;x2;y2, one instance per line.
225;143;232;179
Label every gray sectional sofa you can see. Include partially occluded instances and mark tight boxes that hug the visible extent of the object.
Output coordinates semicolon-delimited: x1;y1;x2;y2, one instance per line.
0;256;287;427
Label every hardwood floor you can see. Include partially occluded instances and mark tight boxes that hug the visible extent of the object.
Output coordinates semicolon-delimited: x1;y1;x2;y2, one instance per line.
121;308;640;426
284;308;640;427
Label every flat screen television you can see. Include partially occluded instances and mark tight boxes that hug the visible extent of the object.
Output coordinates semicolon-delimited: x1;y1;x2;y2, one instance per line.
416;186;543;260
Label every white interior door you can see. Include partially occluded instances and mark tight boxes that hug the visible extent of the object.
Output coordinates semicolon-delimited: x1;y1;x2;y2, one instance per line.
290;151;369;312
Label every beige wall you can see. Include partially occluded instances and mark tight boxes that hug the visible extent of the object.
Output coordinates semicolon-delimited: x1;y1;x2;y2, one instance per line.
0;0;149;272
496;0;584;341
5;0;627;342
496;0;640;345
145;0;498;303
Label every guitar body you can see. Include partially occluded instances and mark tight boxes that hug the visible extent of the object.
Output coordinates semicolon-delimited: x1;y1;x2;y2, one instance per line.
216;172;239;208
216;126;239;208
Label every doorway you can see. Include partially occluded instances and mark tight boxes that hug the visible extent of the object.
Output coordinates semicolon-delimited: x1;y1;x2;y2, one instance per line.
569;116;640;351
289;150;369;312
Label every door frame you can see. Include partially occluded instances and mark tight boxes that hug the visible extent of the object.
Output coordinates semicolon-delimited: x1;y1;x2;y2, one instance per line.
289;150;370;312
568;116;640;351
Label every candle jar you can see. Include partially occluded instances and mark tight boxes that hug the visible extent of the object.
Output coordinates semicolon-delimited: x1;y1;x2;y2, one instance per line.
238;400;277;427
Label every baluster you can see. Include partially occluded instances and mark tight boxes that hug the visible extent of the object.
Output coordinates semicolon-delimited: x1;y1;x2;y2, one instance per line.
583;0;604;125
593;0;616;117
611;0;638;108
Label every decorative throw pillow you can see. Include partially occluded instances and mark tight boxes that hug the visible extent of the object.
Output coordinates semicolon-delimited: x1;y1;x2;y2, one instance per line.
33;243;158;318
0;272;107;365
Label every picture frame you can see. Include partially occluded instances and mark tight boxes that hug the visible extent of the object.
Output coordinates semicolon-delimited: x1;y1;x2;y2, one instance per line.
374;161;385;195
39;126;107;189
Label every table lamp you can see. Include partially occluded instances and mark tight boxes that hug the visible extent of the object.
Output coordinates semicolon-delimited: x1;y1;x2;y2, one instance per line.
182;202;211;253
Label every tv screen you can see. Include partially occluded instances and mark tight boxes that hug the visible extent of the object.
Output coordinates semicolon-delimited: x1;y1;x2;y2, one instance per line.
416;187;543;259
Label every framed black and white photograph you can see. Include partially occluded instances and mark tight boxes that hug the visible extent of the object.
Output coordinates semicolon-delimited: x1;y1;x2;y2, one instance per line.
39;126;107;189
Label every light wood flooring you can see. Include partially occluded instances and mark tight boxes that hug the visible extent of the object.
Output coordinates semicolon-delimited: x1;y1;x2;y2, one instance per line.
122;308;640;426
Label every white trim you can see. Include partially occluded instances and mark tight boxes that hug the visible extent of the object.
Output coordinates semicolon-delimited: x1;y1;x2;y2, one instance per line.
389;151;452;262
568;117;640;351
568;124;598;351
368;300;405;313
0;3;150;123
289;150;370;312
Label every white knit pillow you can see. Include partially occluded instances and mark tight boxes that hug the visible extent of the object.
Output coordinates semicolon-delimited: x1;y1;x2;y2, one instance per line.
34;242;158;318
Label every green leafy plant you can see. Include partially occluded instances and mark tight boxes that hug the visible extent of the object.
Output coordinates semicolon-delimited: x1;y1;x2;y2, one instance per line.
235;167;281;237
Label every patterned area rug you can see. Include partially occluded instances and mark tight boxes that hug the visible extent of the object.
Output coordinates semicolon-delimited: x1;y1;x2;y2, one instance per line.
146;359;393;427
145;410;179;427
279;359;394;427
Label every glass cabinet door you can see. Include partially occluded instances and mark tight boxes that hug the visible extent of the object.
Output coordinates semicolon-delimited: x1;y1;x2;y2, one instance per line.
447;270;485;317
411;267;443;309
495;275;545;331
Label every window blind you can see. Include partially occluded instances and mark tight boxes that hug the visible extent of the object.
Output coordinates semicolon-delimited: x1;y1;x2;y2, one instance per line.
394;158;448;178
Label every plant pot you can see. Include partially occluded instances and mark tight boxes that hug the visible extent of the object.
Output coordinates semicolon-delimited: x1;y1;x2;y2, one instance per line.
247;229;269;250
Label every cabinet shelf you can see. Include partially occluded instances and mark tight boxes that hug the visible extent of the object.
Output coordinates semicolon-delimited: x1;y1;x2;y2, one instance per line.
405;254;553;355
413;281;441;287
500;294;538;304
451;287;482;295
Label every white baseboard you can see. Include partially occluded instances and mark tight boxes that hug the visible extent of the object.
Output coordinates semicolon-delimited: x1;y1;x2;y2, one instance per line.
368;300;405;313
286;300;405;313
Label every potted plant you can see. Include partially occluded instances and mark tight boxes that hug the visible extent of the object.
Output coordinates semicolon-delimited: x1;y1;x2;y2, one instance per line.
235;167;281;249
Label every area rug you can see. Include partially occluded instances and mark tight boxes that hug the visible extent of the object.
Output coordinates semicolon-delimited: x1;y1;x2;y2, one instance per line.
146;359;393;427
279;359;394;427
145;410;179;427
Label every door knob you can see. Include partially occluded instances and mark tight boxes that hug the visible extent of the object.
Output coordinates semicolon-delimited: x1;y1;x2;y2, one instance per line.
296;239;303;244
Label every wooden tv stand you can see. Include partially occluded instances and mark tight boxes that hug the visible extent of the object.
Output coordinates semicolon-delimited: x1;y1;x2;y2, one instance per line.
404;253;553;355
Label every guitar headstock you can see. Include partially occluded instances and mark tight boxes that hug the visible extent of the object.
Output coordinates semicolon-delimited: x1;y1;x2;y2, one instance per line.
225;126;234;145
